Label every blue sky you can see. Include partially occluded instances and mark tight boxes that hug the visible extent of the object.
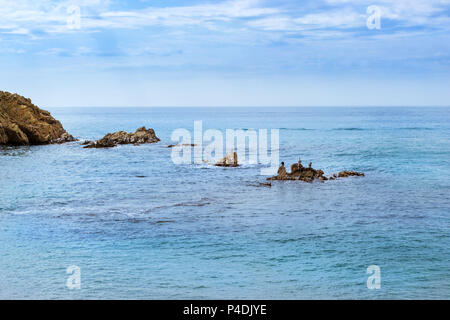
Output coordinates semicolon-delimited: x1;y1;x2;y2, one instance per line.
1;0;450;107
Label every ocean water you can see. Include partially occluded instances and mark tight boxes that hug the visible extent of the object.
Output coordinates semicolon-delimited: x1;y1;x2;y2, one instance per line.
0;107;449;299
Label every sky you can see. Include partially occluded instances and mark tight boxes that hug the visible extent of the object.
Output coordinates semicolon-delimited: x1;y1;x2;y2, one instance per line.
0;0;450;107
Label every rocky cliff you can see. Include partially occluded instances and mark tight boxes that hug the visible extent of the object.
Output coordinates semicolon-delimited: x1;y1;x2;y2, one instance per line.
0;91;75;145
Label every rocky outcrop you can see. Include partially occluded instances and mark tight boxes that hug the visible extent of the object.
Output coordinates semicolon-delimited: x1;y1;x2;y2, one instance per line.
215;151;239;167
268;161;365;183
0;91;75;145
84;127;160;148
329;170;365;180
268;162;327;182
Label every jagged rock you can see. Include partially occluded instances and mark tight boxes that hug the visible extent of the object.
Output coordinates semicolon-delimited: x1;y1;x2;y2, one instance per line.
290;163;299;173
215;151;238;167
268;161;327;182
52;132;76;144
337;170;365;178
0;91;75;145
268;160;365;183
84;126;160;148
84;139;116;149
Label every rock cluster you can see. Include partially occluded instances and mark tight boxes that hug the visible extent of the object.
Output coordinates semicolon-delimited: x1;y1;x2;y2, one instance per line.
215;151;239;167
0;91;75;145
268;161;327;182
1;93;367;189
268;160;365;183
83;127;160;148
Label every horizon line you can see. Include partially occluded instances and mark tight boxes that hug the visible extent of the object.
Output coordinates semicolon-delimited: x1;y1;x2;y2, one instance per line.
46;105;450;108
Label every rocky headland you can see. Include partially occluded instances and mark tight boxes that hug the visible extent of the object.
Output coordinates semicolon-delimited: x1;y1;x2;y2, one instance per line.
83;127;160;148
0;91;75;145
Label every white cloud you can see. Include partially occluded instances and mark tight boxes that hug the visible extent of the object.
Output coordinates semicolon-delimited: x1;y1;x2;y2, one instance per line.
3;28;30;35
96;0;280;30
0;0;448;41
325;0;450;22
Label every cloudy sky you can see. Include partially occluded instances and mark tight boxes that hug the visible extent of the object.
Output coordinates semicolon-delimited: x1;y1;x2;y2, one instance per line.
1;0;449;107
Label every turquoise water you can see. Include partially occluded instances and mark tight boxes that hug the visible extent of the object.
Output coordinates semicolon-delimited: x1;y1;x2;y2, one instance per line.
1;107;449;299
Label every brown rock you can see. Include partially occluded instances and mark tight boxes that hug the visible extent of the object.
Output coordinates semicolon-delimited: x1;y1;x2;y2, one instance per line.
290;163;299;173
277;164;287;177
337;170;365;178
267;160;365;183
84;126;160;148
215;151;239;167
268;161;327;182
0;91;75;145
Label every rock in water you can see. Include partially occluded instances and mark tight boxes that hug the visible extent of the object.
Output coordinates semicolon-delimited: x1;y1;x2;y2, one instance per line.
258;182;272;187
268;162;327;182
337;170;365;178
167;143;197;148
268;161;365;183
215;151;239;167
0;91;75;145
84;127;160;148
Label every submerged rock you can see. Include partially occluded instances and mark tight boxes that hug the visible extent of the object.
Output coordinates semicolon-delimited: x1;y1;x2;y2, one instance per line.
167;143;197;148
258;182;272;187
215;151;239;167
337;170;365;178
84;126;160;148
0;91;75;145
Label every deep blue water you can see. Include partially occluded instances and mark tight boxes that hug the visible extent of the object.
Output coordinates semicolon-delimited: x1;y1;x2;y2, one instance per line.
1;107;449;299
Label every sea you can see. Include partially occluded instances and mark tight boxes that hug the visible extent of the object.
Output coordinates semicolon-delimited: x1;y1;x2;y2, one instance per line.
0;107;449;299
